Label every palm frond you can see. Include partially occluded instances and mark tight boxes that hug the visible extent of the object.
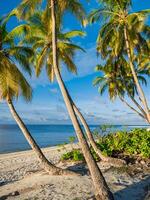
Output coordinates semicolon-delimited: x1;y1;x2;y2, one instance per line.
93;77;105;86
59;50;77;74
62;30;86;39
36;47;48;77
15;0;43;20
98;83;108;95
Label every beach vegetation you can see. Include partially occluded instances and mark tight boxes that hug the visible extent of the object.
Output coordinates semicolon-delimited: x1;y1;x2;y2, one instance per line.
96;128;150;158
69;136;76;150
61;149;84;162
61;128;150;162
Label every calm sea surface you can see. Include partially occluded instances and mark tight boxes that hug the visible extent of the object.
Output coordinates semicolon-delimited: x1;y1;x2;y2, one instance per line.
0;124;148;153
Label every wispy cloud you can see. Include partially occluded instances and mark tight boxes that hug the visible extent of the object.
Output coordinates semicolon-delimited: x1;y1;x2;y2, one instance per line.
49;88;58;94
0;95;147;125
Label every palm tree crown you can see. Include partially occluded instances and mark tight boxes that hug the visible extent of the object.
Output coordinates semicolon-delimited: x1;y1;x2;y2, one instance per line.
93;57;149;100
90;1;150;61
10;10;85;82
0;17;33;101
12;0;86;23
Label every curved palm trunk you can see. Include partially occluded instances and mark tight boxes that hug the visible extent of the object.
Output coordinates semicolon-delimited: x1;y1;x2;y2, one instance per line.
7;98;75;176
124;27;150;123
129;95;147;118
72;102;126;166
120;66;149;122
127;95;149;122
0;29;2;50
50;1;114;199
119;96;146;120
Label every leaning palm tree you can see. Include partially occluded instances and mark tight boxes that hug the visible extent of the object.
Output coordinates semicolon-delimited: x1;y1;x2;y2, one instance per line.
93;56;149;122
12;1;115;199
0;18;75;175
50;1;114;199
89;0;150;123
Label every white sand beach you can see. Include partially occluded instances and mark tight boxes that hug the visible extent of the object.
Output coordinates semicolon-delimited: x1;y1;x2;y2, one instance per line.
0;144;150;200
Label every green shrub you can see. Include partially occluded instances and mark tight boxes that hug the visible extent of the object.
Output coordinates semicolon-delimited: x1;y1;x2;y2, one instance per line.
69;136;76;144
61;149;84;161
61;128;150;162
97;128;150;158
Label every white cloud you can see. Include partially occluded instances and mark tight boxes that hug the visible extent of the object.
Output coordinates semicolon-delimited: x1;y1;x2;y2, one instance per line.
0;94;148;125
73;95;147;125
49;88;58;94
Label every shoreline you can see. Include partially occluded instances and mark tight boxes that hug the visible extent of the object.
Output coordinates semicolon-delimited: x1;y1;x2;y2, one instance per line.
0;144;71;159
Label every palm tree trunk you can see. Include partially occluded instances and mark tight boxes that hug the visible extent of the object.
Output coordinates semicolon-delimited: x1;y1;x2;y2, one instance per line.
124;26;150;123
51;0;114;199
128;95;149;121
72;102;126;167
119;96;146;119
120;72;148;122
7;98;75;176
0;29;2;50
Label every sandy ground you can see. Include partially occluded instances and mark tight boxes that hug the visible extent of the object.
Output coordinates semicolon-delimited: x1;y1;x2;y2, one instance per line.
0;144;150;200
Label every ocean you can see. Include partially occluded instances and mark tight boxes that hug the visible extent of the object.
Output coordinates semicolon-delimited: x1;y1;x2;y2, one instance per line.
0;124;148;154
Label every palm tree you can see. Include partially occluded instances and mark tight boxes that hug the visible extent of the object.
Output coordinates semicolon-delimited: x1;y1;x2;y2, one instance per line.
0;18;75;175
93;56;149;121
12;1;115;199
9;12;85;82
89;0;150;123
50;1;114;199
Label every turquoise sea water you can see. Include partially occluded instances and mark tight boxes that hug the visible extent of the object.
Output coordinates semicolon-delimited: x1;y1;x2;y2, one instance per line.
0;124;148;153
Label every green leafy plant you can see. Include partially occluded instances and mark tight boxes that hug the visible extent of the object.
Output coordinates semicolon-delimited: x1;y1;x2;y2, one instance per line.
69;136;76;150
97;128;150;158
61;128;150;162
61;149;84;161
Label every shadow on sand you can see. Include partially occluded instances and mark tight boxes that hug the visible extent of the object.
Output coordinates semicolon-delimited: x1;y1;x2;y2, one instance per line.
87;176;150;200
66;162;89;175
114;176;150;200
67;162;150;200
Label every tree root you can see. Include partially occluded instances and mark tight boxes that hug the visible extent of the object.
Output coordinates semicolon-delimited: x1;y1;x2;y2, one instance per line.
45;166;80;176
100;156;126;167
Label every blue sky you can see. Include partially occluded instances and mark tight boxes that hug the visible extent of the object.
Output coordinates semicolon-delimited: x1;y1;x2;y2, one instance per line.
0;0;150;125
